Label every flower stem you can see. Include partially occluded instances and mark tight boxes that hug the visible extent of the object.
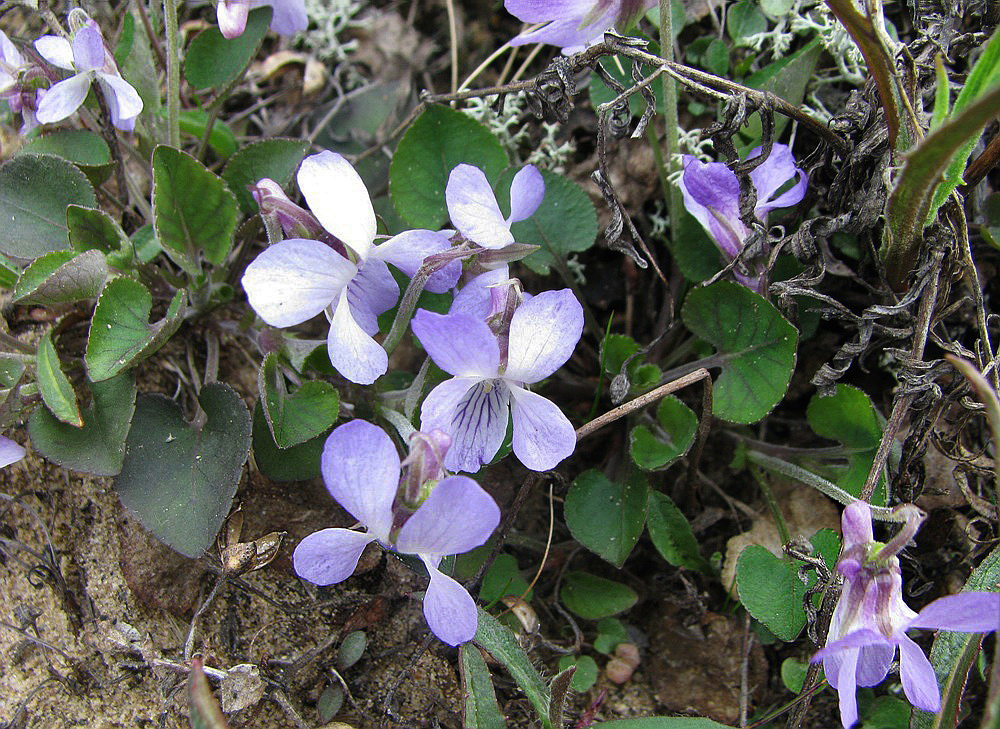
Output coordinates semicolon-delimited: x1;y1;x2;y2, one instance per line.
163;0;181;148
657;0;683;243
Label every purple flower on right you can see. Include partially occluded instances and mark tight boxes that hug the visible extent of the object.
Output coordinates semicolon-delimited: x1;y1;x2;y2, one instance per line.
679;144;807;292
814;500;1000;728
504;0;657;53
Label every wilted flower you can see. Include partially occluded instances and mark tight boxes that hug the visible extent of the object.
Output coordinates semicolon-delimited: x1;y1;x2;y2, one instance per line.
241;151;461;384
34;10;143;131
411;284;582;472
292;420;500;646
446;164;544;250
679;144;807;291
0;435;25;468
505;0;657;53
814;501;1000;728
217;0;308;40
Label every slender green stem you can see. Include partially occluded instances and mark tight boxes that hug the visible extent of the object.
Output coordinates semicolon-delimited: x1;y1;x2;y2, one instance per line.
657;0;683;242
163;0;181;148
750;463;791;546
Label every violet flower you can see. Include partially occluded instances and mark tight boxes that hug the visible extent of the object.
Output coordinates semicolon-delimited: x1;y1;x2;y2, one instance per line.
0;435;25;468
505;0;657;53
814;501;1000;728
0;30;42;133
446;164;544;250
411;284;582;473
34;11;142;131
217;0;308;40
241;151;461;384
679;144;807;291
292;420;500;646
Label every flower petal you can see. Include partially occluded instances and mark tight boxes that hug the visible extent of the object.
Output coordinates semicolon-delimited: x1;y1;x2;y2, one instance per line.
419;558;479;645
395;475;500;557
504;0;595;23
507;165;545;223
909;592;1000;633
509;14;609;52
346;256;398;336
446;164;513;249
218;0;250;38
259;0;308;35
835;647;860;729
35;73;91;124
293;528;376;585
449;266;511;319
855;642;895;687
97;73;143;130
840;501;874;549
504;289;583;383
898;632;941;712
411;309;500;377
748;144;803;210
34;35;75;70
421;377;510;473
813;628;889;661
508;385;576;470
0;31;23;69
374;229;461;294
241;238;355;328
0;435;25;468
678;156;747;259
72;23;105;71
297;151;377;258
327;288;388;385
320;420;399;538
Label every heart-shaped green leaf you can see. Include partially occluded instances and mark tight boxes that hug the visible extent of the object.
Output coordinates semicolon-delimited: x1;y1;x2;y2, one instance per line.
564;468;648;568
735;545;807;641
28;371;136;476
222;138;310;214
560;571;638;620
646;491;710;573
11;249;107;306
682;281;798;423
115;383;252;558
19;129;111;169
250;402;325;482
67;205;130;254
183;6;271;90
152;145;238;274
258;353;340;449
85;278;186;382
36;330;82;427
630;395;698;470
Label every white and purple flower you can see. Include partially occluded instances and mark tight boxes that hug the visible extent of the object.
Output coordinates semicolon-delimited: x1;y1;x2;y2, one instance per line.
0;434;25;468
679;144;807;291
0;30;42;133
505;0;656;53
446;163;544;250
411;284;582;473
216;0;308;40
241;151;461;385
292;420;500;646
34;11;143;131
814;501;1000;728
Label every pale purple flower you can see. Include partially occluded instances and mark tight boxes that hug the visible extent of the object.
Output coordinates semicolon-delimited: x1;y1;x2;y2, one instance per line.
505;0;656;53
217;0;308;39
34;12;143;131
814;501;1000;728
0;31;43;133
411;287;583;473
0;31;27;94
241;151;461;385
679;144;807;291
446;164;544;250
0;434;25;468
292;420;500;646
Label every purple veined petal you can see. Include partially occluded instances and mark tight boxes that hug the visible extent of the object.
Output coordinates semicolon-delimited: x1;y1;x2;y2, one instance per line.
446;164;513;249
254;0;308;35
72;22;105;71
0;435;25;468
509;14;609;52
34;35;75;70
508;385;576;471
327;288;389;385
449;266;510;319
420;377;510;473
908;592;1000;633
855;642;896;687
813;628;889;662
835;647;860;729
293;527;377;585
507;165;545;223
411;309;500;377
320;420;399;539
678;157;747;259
96;73;143;129
395;475;500;557
504;0;596;23
897;632;941;712
241;238;356;328
840;500;874;549
298;151;377;259
418;557;479;645
34;72;92;124
217;0;250;39
346;257;398;337
504;289;583;383
748;145;797;204
374;229;461;294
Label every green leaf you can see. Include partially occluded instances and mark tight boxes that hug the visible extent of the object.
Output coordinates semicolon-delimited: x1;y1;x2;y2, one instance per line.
682;282;798;423
67;205;130;255
507;169;598;275
860;696;909;729
629;395;698;470
474;608;552;729
0;153;96;260
184;6;271;90
931;54;950;131
250;402;325;481
36;330;82;427
11;249;107;306
118;10;161;121
20;129;111;168
116;383;252;558
557;655;598;692
564;468;648;568
460;644;508;729
390;105;508;229
594;617;629;654
593;718;734;728
560;571;638;620
735;545;808;641
85;278;186;382
780;657;808;693
189;656;229;729
646;491;711;573
336;631;367;670
602;334;639;377
222;138;310;214
152;145;238;273
911;542;1000;729
671;208;722;283
258;353;340;448
726;1;767;43
480;553;532;604
131;224;162;264
177;110;238;160
703;39;730;76
28;372;137;476
743;38;823;140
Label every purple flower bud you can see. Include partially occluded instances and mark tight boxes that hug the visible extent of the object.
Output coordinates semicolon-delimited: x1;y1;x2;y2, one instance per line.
400;429;452;507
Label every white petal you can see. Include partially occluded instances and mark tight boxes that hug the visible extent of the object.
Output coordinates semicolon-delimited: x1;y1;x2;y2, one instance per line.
297;151;376;259
34;36;75;70
35;73;92;124
326;288;388;384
